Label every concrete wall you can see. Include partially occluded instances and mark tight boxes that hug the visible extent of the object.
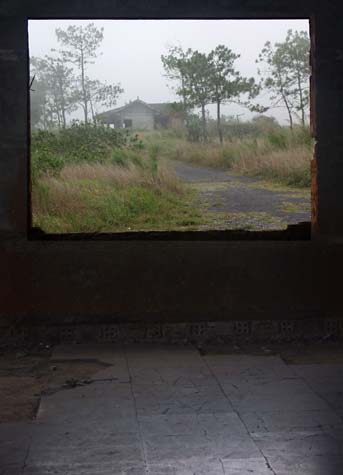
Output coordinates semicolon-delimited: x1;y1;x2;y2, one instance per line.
118;102;155;130
1;0;343;329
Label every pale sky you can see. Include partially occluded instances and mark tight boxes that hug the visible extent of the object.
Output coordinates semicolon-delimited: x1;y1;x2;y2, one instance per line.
28;19;309;124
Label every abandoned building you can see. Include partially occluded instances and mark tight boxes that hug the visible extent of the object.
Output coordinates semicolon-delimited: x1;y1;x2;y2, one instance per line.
98;98;185;130
1;0;343;473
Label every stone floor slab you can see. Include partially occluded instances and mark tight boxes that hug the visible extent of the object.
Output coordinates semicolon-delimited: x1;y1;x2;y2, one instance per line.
221;457;274;474
266;454;343;475
221;377;332;412
139;413;248;438
240;409;341;434
204;355;295;381
0;421;32;473
252;430;343;457
2;344;343;475
133;383;233;416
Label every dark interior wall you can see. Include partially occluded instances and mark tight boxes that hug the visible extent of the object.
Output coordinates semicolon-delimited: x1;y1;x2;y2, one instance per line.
1;0;343;325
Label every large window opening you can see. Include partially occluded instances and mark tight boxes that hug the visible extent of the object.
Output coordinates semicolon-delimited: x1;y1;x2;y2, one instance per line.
28;19;311;235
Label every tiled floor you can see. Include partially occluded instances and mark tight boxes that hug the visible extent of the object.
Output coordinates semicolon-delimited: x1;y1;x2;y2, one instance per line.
1;344;343;474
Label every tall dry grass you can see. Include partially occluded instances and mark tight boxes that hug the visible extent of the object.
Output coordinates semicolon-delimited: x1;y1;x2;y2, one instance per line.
231;145;312;186
32;161;184;222
146;135;312;187
60;161;183;193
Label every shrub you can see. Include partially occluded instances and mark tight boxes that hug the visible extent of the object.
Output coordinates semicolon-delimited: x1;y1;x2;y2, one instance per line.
267;130;289;150
31;123;142;168
220;146;239;168
31;148;65;180
293;127;313;148
186;115;203;142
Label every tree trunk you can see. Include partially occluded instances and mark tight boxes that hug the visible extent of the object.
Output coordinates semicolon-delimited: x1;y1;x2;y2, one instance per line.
42;101;47;130
201;104;207;143
181;74;188;128
297;72;306;128
216;99;223;145
80;47;88;124
278;68;293;131
90;97;96;124
282;92;293;131
60;90;66;128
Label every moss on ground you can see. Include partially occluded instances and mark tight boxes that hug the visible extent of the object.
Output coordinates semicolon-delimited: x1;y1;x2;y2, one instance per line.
279;200;311;214
237;179;311;197
196;210;288;231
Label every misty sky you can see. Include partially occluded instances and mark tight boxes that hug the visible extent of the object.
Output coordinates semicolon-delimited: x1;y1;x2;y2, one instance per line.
29;19;309;124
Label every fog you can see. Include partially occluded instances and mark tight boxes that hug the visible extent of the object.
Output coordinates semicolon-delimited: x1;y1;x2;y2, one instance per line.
29;19;309;124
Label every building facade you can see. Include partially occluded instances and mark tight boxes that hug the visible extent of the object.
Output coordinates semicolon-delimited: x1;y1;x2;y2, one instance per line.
98;99;184;130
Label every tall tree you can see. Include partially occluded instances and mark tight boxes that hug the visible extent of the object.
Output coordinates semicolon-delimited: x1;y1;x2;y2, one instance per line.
182;51;213;142
56;23;104;123
208;45;259;144
257;30;310;130
257;40;295;130
282;30;310;128
29;76;49;129
161;45;192;112
83;78;124;122
31;55;77;128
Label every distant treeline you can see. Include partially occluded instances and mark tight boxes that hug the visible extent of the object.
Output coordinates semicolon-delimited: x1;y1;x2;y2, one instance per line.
31;23;310;144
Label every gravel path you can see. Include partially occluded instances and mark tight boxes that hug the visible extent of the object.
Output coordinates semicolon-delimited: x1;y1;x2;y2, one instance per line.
172;161;311;230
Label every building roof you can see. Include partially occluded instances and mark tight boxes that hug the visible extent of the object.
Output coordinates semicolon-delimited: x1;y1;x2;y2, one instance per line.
97;99;181;123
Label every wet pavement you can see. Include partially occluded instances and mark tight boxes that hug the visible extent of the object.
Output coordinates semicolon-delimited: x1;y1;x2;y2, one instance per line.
172;161;311;230
1;343;343;474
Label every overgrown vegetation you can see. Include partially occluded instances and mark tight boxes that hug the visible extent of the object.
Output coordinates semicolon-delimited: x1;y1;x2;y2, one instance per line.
32;124;203;233
140;123;312;188
31;123;141;179
30;22;311;234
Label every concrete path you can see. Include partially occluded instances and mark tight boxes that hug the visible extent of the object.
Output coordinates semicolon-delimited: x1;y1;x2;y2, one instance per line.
2;344;343;474
172;161;311;230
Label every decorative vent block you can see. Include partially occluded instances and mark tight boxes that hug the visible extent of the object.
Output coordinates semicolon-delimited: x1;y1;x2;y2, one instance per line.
234;321;251;336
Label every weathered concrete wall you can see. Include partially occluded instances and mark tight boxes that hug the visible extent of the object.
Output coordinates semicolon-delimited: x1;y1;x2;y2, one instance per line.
311;8;343;240
118;102;155;130
0;0;343;327
0;17;29;235
0;239;339;324
0;0;312;19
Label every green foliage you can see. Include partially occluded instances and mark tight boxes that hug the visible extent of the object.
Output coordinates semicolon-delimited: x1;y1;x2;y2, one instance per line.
31;124;142;177
284;166;311;187
30;56;77;129
138;128;312;189
55;23;123;124
293;126;313;148
148;145;159;176
31;22;123;127
186;114;203;142
257;29;310;129
207;45;259;143
31;147;65;180
267;130;288;150
219;147;239;168
162;44;260;143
